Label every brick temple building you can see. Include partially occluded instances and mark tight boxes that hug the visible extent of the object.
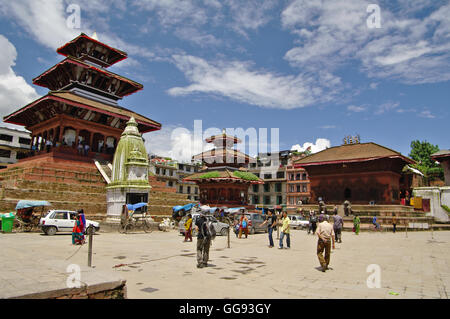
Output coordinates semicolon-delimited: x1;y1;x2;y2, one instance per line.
183;131;263;207
0;33;191;217
294;141;415;205
4;33;161;162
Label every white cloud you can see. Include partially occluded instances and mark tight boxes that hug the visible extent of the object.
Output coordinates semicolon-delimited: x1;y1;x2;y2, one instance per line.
134;0;209;28
375;101;400;115
318;125;336;129
167;54;342;109
291;139;331;154
282;1;450;84
0;0;79;49
0;0;156;62
418;110;436;119
143;125;214;163
225;0;278;36
0;35;40;124
347;105;367;113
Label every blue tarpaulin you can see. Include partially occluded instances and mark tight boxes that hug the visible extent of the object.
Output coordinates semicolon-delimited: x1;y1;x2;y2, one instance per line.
126;202;148;211
173;203;197;213
15;200;51;210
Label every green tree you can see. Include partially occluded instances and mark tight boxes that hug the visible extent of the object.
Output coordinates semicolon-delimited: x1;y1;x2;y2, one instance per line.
409;140;444;184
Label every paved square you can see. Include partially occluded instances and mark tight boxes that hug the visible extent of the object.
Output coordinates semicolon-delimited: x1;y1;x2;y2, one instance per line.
1;229;449;299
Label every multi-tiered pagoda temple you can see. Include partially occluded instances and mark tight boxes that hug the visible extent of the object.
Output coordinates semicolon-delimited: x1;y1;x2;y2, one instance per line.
4;33;161;163
184;131;263;207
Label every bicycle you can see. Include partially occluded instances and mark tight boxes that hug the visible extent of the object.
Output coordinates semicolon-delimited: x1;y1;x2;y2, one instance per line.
118;212;152;234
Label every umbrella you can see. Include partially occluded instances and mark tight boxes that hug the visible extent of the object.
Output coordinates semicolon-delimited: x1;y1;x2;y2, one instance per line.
126;202;148;211
15;200;51;210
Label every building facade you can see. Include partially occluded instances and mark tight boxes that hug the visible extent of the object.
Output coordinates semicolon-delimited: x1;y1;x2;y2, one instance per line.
286;162;311;210
0;127;32;168
177;163;200;201
247;151;289;209
149;156;179;188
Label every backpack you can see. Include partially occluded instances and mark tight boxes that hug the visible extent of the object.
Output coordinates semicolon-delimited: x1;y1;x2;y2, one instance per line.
242;220;247;228
202;219;216;240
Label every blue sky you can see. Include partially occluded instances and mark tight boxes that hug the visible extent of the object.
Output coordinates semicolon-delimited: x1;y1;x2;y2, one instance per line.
0;0;449;162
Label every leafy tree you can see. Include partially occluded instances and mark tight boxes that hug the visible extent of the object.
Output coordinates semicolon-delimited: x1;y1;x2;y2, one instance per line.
409;140;444;183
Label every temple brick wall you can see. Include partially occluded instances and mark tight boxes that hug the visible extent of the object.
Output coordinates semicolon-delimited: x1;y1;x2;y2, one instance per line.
0;157;193;219
309;171;401;205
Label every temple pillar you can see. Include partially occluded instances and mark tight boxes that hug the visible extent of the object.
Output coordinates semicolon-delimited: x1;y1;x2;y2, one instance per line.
89;131;94;151
58;126;63;144
75;129;80;148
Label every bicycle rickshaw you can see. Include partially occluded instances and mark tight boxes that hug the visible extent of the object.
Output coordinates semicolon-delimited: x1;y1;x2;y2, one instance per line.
118;202;152;234
14;200;51;232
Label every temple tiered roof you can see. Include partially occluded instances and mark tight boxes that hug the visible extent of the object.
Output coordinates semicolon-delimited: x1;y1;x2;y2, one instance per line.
32;57;143;98
295;142;414;166
57;33;127;67
4;91;160;133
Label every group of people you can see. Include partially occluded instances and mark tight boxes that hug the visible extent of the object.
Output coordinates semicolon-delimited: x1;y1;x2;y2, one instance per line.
77;141;91;156
233;214;249;239
260;210;337;272
182;201;398;271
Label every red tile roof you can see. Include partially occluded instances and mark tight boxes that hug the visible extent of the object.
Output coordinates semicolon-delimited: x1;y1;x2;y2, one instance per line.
294;142;414;166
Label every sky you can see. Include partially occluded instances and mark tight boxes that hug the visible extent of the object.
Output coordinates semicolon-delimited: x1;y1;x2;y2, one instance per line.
0;0;449;163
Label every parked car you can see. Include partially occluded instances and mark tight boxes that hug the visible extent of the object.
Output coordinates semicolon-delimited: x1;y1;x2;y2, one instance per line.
39;210;100;236
232;212;267;234
288;215;309;229
178;214;229;237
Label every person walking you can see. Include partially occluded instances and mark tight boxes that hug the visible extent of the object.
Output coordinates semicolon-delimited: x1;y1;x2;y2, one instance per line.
278;211;291;249
333;210;344;243
261;210;277;248
183;214;193;242
238;213;249;239
311;212;318;235
392;214;397;233
353;215;360;235
316;215;335;272
195;212;211;268
308;211;313;234
372;216;380;231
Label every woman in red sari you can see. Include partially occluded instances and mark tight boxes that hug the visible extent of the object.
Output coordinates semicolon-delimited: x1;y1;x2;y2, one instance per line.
72;211;85;245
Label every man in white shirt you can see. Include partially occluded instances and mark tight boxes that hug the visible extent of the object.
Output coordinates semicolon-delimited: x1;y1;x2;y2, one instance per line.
316;215;335;272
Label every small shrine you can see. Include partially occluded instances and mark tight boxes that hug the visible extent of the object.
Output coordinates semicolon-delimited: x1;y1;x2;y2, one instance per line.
183;130;263;207
106;117;151;222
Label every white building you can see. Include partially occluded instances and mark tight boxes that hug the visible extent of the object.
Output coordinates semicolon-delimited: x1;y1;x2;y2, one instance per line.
177;163;200;201
0;126;32;168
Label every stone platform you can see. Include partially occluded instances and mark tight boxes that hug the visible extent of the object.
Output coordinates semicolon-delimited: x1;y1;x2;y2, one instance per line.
0;239;126;299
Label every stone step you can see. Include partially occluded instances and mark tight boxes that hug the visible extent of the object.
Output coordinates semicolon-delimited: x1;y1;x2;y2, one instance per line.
350;211;425;217
14;173;105;187
342;216;431;223
0;179;107;194
342;224;450;232
0;188;106;203
0;165;99;178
